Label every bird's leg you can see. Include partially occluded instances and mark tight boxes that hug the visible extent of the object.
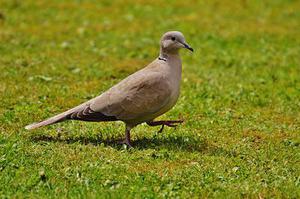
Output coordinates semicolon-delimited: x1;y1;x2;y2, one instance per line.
147;120;183;133
122;125;132;148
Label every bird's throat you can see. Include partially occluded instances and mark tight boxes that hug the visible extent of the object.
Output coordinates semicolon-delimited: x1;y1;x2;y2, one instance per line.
160;46;180;56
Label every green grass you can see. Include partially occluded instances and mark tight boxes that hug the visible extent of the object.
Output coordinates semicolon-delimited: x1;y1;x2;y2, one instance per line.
1;0;300;198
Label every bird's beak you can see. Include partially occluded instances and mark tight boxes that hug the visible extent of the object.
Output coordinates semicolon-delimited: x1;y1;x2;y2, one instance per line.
182;42;194;52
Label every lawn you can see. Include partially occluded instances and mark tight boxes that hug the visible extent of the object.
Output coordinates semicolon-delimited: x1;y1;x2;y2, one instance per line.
0;0;299;198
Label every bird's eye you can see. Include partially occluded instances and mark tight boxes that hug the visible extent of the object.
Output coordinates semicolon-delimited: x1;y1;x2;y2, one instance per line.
171;37;176;41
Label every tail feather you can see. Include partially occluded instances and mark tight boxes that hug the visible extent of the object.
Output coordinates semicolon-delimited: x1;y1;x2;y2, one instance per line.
24;100;92;130
25;112;68;130
24;100;113;130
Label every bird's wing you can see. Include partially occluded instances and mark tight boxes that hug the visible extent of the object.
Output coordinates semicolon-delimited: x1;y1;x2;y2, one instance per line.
25;62;172;129
89;70;172;121
66;104;118;121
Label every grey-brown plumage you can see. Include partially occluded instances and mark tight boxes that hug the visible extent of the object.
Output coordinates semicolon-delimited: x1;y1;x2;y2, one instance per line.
25;31;193;147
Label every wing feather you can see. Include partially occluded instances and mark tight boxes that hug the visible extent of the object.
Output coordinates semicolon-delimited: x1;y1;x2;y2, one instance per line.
90;71;172;121
67;105;117;122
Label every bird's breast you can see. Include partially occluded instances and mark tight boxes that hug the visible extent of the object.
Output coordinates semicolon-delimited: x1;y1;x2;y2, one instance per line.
153;60;182;116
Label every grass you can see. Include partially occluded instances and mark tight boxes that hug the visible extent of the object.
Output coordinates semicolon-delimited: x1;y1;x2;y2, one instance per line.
0;0;300;198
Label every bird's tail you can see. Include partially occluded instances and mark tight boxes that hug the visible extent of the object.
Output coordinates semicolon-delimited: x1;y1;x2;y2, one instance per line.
24;98;93;130
25;112;68;130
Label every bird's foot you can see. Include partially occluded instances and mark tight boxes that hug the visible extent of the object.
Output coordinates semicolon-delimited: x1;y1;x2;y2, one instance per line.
147;120;184;133
118;139;133;148
119;126;133;148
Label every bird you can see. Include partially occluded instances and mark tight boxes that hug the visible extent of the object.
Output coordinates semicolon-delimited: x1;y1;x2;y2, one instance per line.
25;31;193;147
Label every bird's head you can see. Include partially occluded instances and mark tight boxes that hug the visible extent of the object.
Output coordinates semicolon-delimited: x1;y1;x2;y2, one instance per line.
160;31;193;54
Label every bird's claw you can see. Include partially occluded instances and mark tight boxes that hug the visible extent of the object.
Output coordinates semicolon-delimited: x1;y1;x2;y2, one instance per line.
151;120;184;134
118;139;133;148
157;124;165;133
164;120;183;127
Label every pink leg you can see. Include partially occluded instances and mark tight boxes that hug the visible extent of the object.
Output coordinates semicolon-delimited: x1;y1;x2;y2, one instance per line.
119;125;133;148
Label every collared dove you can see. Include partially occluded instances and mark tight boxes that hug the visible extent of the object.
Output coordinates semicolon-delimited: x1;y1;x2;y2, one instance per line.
25;31;193;147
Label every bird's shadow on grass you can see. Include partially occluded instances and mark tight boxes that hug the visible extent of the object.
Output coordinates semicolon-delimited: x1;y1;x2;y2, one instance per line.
30;132;233;156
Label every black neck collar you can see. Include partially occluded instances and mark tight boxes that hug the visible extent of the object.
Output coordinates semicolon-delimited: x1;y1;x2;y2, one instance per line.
158;57;167;62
